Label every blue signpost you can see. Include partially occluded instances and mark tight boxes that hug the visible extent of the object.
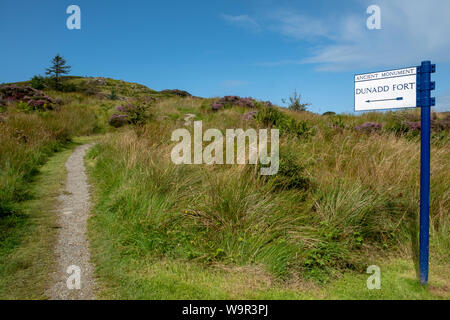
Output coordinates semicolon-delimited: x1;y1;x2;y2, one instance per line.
417;61;436;285
355;61;436;285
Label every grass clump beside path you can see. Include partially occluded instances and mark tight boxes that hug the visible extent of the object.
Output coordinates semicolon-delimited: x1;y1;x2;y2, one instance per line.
0;137;98;299
0;145;74;299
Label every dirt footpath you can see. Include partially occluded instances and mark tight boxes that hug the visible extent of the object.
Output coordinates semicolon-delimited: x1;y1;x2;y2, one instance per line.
46;144;96;300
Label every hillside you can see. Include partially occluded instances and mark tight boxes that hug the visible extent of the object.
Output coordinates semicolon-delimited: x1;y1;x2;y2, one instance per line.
0;77;449;299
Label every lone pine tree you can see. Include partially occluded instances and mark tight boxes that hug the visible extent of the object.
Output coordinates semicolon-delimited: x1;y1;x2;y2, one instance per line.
46;54;71;90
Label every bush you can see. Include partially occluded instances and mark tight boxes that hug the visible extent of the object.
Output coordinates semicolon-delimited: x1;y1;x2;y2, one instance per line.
211;96;255;111
108;114;129;128
384;112;420;138
282;90;310;112
115;103;151;125
108;89;118;100
270;148;310;191
256;105;313;138
255;105;285;127
160;89;191;97
29;75;48;90
0;85;56;111
61;82;79;93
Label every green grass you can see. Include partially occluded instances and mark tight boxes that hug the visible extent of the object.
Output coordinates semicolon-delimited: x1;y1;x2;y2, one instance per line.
87;183;449;300
85;106;448;299
0;104;101;217
0;145;75;299
325;259;449;300
1;77;448;300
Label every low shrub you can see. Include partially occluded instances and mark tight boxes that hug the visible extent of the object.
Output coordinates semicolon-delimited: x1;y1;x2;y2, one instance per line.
0;85;56;111
115;103;152;125
108;89;118;100
108;114;129;128
282;90;310;112
160;89;192;97
269;148;310;191
354;122;382;133
256;106;313;138
211;96;255;111
29;75;48;90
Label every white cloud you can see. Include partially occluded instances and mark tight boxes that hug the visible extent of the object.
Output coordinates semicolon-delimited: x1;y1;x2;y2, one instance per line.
303;0;450;70
240;0;450;71
221;14;261;32
267;9;329;40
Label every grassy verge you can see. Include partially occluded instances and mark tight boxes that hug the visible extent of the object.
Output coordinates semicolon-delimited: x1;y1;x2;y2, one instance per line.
86;128;448;299
325;258;448;300
0;144;75;299
87;174;449;300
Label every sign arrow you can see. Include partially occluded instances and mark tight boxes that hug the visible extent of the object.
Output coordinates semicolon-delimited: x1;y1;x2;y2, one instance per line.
366;97;403;103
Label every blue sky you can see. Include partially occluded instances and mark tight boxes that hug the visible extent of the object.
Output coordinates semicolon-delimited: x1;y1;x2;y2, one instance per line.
1;0;449;113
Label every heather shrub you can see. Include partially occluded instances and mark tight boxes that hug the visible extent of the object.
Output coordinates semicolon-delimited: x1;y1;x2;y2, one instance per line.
160;89;191;97
0;85;56;111
242;110;257;121
384;113;420;138
211;96;255;111
354;122;382;133
108;114;129;128
328;115;345;130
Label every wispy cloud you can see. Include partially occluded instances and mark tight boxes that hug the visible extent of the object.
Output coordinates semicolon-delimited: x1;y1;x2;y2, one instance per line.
225;0;450;71
302;0;450;71
267;9;330;41
221;14;261;32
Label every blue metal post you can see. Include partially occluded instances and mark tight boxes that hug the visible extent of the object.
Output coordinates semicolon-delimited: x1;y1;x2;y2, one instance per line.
417;61;435;285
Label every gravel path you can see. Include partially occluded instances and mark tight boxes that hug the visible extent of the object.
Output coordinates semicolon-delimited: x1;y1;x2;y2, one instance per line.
46;144;96;300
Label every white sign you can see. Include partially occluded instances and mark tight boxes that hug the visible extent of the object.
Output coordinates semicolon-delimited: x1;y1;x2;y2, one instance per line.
355;67;417;111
